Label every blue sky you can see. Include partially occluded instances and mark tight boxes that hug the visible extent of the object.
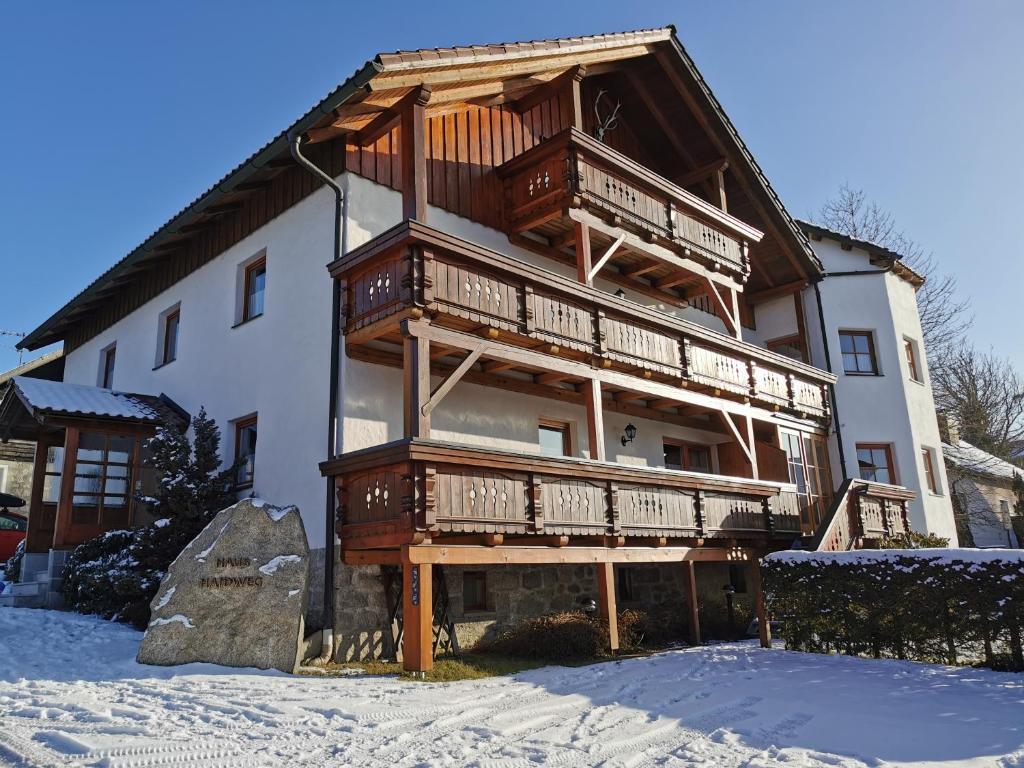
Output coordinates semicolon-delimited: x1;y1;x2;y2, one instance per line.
0;1;1020;374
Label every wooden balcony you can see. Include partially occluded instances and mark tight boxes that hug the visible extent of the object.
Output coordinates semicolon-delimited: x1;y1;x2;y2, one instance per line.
497;127;762;283
321;439;803;549
811;479;915;552
334;220;834;423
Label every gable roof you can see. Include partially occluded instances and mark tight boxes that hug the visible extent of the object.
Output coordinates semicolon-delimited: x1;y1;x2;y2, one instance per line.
943;439;1023;483
20;26;817;352
799;220;925;288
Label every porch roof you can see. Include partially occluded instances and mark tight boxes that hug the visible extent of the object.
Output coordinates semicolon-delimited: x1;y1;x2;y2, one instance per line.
0;377;188;441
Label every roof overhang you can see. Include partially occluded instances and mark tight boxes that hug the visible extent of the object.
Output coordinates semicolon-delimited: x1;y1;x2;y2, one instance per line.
21;26;819;350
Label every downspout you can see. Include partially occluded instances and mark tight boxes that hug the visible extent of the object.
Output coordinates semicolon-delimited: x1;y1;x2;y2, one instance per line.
812;264;896;480
288;130;345;665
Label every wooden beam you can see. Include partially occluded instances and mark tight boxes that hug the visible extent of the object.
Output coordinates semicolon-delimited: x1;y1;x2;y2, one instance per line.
623;259;660;279
367;44;656;90
584;379;606;462
574;219;593;286
357;86;432;146
682;561;701;645
400;86;431;222
403;335;431;438
597;562;619;652
588;233;626;283
401;551;433;673
745;280;807;305
750;557;771;649
423;345;486;417
512;65;586;117
400;543;756;566
536;372;572;385
675;158;729;189
703;276;740;337
482;360;516;373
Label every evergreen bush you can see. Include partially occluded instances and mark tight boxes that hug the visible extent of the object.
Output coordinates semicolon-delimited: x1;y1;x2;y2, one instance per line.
763;550;1024;671
4;539;25;583
62;408;239;628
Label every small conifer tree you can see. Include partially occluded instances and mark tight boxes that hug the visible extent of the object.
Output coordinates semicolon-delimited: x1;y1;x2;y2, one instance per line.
63;407;239;627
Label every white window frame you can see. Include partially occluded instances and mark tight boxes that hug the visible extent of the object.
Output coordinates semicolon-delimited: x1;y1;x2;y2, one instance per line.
234;249;267;327
97;342;117;389
154;302;182;369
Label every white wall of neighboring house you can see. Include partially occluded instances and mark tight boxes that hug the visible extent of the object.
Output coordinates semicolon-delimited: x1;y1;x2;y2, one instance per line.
802;236;958;542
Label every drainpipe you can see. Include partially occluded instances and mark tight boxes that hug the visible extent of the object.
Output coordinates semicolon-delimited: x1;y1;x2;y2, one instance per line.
288;129;345;665
812;265;895;481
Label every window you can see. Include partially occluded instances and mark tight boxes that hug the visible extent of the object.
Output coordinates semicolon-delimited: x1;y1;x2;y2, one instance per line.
538;419;571;458
663;440;712;473
462;571;488;612
42;445;64;503
767;335;806;362
160;308;180;366
243;257;267;322
234;415;258;488
857;444;896;484
839;331;878;375
780;430;834;531
904;338;922;382
921;448;940;494
71;432;135;526
100;344;116;389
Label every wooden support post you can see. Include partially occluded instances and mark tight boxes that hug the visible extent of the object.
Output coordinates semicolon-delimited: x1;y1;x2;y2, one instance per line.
746;415;759;480
597;562;619;652
52;426;79;549
750;557;771;649
403;335;431;438
400;87;431;222
401;550;434;673
574;219;593;286
584;378;606;462
682;560;701;646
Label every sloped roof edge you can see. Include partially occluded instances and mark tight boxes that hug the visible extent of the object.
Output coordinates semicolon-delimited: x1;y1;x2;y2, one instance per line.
22;25;816;350
798;220;926;287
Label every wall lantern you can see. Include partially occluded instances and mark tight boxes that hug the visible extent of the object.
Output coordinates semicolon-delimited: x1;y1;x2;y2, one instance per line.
621;423;637;446
579;597;598;615
614;288;627;299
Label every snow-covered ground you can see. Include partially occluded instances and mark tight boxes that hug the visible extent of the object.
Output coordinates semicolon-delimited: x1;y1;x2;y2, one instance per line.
1;609;1023;767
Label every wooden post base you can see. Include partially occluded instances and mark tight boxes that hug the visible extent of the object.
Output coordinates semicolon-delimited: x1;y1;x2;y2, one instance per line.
750;557;771;649
401;548;434;672
596;561;619;652
682;560;701;645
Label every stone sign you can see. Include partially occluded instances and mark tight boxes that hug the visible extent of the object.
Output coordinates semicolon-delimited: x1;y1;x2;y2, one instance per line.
137;498;310;673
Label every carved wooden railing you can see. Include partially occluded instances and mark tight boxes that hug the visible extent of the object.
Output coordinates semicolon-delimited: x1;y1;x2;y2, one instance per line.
322;439;803;545
334;221;834;421
497;128;760;277
811;479;915;552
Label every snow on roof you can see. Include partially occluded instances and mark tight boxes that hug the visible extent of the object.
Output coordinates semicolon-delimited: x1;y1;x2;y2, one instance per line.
11;376;161;422
942;439;1023;482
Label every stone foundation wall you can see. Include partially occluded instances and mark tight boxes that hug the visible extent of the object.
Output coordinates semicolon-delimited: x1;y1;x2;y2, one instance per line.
326;558;758;661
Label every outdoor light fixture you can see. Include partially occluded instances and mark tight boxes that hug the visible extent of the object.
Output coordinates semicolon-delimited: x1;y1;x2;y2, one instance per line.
621;423;637;446
579;597;598;614
614;288;627;299
723;583;737;630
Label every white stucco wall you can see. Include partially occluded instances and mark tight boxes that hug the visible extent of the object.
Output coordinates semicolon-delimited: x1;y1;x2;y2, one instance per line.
802;237;957;542
60;172;747;549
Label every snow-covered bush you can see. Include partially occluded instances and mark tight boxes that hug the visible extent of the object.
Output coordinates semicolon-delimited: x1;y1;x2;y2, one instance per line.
62;408;239;628
763;549;1024;671
4;539;25;583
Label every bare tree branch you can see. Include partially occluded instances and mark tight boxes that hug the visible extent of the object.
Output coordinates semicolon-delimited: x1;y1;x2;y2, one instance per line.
814;184;973;361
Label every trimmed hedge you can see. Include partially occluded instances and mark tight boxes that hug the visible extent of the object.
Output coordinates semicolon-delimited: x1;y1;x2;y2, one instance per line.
763;550;1024;671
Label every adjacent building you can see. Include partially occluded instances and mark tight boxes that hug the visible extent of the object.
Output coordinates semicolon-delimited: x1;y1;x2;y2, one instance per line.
1;27;952;668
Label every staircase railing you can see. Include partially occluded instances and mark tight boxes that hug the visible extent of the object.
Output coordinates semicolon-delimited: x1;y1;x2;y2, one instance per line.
810;479;915;551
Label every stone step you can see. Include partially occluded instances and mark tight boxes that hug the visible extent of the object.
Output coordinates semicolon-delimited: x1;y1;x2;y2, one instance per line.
11;581;42;597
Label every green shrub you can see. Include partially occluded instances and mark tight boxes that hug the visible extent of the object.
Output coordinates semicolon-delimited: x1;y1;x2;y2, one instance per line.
878;530;949;549
481;611;607;660
764;550;1024;671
